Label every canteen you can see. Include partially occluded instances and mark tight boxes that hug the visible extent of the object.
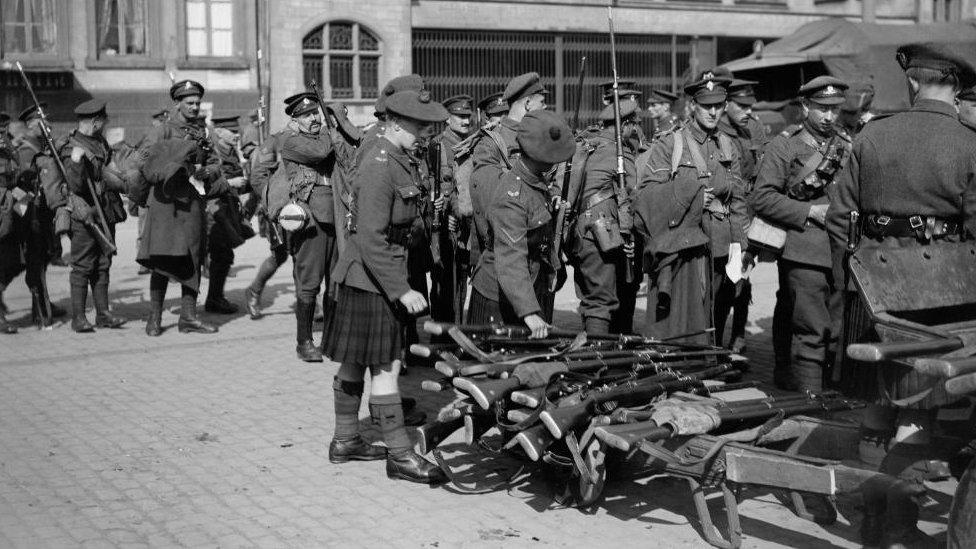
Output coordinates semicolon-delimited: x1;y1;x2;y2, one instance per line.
278;201;311;232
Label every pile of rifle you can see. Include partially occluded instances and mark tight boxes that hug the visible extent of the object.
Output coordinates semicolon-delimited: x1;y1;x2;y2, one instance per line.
411;321;864;507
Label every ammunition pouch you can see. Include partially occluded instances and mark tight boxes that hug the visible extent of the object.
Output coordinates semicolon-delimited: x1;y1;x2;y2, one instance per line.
863;214;961;242
66;193;93;224
386;218;425;249
578;189;624;252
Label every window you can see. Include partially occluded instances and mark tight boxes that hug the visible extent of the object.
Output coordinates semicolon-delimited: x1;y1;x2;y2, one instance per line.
2;0;58;55
303;22;380;100
95;0;147;57
185;0;234;57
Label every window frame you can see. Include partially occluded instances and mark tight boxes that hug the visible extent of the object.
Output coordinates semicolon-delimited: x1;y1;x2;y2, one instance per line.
302;21;382;102
176;0;249;70
85;0;165;69
0;0;72;67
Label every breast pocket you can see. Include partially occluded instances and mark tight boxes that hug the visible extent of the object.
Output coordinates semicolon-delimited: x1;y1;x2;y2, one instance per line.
392;184;421;224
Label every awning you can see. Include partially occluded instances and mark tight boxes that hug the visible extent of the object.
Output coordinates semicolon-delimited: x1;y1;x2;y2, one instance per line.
723;54;815;73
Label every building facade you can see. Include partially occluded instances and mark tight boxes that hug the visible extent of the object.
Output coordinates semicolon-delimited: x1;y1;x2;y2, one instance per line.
2;0;971;137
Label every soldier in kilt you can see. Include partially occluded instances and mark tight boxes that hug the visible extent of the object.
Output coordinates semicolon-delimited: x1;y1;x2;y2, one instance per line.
322;89;449;484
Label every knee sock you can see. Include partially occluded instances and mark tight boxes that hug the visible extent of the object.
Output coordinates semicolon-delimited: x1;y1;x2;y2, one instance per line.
369;393;411;458
333;376;364;441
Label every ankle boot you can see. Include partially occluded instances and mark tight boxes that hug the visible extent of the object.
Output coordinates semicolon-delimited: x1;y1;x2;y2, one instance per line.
93;282;125;328
386;451;448;484
70;284;94;333
244;287;262;320
295;300;322;362
178;291;217;334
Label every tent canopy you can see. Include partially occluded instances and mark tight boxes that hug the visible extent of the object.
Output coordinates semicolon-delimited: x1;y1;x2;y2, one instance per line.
722;19;976;111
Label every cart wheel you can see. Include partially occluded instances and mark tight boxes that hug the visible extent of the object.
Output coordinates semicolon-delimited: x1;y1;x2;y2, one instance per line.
575;439;607;507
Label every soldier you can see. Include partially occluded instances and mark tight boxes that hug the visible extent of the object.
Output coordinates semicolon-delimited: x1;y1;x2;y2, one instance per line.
827;45;976;542
477;92;508;127
1;112;26;333
597;79;643;107
61;100;128;333
751;76;852;391
469;110;575;337
322;89;449;484
837;83;875;137
567;101;640;334
135;109;171;275
204;114;251;315
357;74;425;167
646;89;681;137
715;78;769;353
275;92;339;362
150;107;169;128
136;79;238;335
634;71;744;345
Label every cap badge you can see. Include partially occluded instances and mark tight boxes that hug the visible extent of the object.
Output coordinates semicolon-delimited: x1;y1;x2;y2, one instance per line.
705;81;715;91
185;81;192;89
419;90;431;103
703;72;714;80
302;98;310;106
825;85;836;95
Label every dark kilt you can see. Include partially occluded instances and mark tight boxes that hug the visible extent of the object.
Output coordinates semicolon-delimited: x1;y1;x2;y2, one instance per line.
467;289;504;325
323;285;404;366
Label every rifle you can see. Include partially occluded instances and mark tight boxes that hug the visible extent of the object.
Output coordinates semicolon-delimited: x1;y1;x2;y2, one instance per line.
14;62;117;256
548;56;586;292
607;7;636;284
255;93;266;147
308;80;336;131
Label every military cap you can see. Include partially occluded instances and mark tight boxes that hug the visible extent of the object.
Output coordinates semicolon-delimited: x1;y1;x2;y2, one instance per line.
284;92;320;117
598;100;640;123
647;89;678;104
503;72;548;103
516;110;575;164
841;83;875;112
74;99;107;118
598;79;642;101
727;79;758;106
151;107;169;120
211;115;241;131
897;42;976;89
385;90;449;123
0;112;10;124
375;74;426;116
959;87;976;102
798;76;848;105
170;79;205;101
443;94;474;116
684;70;730;105
478;92;508;116
18;103;47;122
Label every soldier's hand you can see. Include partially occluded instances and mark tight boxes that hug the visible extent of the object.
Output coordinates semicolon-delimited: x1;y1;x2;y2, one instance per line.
227;176;247;189
703;187;716;209
447;214;459;233
433;195;446;216
70;147;86;163
623;240;636;259
523;314;550;339
399;290;428;315
807;204;828;227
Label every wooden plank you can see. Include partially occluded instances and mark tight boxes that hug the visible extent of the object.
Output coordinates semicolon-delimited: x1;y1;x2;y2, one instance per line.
725;447;837;494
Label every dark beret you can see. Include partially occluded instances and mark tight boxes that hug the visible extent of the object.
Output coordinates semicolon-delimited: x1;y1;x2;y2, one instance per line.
74;99;107;118
210;115;241;131
897;42;976;89
798;75;848;105
503;72;548;103
647;89;678;104
385;90;449;123
958;87;976;102
375;74;426;116
284;92;320;117
170;79;205;101
443;94;474;116
516;110;575;164
841;83;875;112
684;70;730;105
598;100;640;123
478;92;508;116
728;79;758;106
18;103;47;122
0;112;10;124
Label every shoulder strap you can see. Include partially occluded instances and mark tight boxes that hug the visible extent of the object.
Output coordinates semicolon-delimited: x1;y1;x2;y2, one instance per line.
669;131;684;178
635;148;654;185
484;128;512;171
788;131;825;187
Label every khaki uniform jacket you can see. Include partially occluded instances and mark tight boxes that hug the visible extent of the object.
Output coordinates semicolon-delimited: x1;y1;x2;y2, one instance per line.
279;127;334;225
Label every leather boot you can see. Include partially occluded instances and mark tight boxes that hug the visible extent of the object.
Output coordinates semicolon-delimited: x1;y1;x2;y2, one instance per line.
178;290;217;334
386;451;448;484
244;287;262;320
93;282;126;328
70;284;94;333
295;300;322;362
329;436;387;463
146;286;165;337
31;289;53;329
204;263;238;314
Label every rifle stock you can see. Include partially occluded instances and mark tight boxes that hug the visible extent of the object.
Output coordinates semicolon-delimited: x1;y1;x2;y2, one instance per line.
912;355;976;378
846;338;962;362
509;423;557;461
464;411;495;445
415;416;464;454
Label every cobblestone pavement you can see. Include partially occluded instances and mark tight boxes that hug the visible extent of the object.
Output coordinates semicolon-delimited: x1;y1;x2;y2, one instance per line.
0;219;958;548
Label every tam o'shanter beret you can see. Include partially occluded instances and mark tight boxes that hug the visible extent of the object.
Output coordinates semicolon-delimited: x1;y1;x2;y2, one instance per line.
478;92;508;116
516;110;575;164
598;100;640;123
284;92;320;117
74;99;107;118
18;102;47;122
798;76;848;105
897;42;976;89
385;90;449;123
170;79;205;101
503;72;548;103
375;74;426;116
443;94;474;116
684;70;730;105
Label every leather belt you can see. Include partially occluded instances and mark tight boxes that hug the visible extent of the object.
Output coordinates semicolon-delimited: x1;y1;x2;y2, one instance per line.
582;188;615;211
864;214;960;241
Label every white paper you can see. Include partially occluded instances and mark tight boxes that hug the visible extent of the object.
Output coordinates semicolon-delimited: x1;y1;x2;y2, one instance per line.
189;175;206;197
725;243;743;284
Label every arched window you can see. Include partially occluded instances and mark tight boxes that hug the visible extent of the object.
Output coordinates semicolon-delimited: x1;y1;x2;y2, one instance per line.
303;22;380;100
